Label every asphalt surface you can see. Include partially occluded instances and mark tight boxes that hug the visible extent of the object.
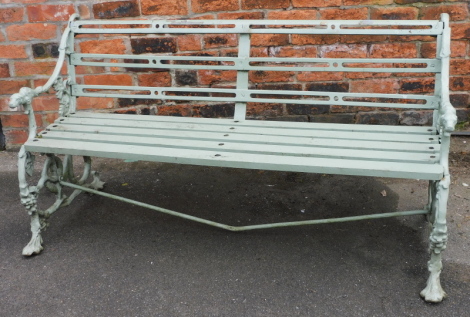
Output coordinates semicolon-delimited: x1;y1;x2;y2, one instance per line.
1;138;469;317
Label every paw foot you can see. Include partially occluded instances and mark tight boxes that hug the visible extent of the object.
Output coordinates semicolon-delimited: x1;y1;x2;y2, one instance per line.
22;234;44;256
89;171;105;190
420;276;447;303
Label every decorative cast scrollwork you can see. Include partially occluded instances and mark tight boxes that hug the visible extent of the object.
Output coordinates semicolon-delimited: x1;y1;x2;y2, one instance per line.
53;77;73;117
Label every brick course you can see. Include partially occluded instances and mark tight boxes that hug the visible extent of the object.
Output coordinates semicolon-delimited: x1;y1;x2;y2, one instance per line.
1;0;469;148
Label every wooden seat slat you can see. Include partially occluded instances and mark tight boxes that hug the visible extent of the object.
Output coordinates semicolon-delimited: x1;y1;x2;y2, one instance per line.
72;112;437;135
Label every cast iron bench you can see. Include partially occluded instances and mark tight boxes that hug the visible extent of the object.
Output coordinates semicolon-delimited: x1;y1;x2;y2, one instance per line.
9;14;457;302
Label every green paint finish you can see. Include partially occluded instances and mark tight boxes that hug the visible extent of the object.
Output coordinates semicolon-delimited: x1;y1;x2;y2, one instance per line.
8;13;457;303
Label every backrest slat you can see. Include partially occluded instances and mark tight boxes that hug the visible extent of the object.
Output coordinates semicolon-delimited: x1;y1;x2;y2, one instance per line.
71;20;444;36
72;85;439;110
71;54;441;74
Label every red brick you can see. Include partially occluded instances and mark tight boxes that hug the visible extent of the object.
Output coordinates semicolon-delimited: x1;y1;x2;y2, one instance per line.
420;4;469;21
292;0;341;8
394;0;440;3
450;77;470;91
371;7;419;20
249;71;295;83
75;65;106;75
217;12;264;19
84;74;133;86
0;32;5;42
320;8;368;20
4;129;28;145
44;112;59;125
246;103;284;117
292;34;340;45
400;78;435;93
158;104;193;116
370;43;417;58
78;4;91;19
452;23;470;40
27;4;75;22
198;70;237;85
394;71;435;78
192;0;238;13
31;95;59;111
0;7;24;23
76;97;115;110
189;14;215;20
0;97;9;111
0;79;29;94
340;35;388;44
350;79;399;94
138;72;171;87
220;48;237;57
6;23;57;41
251;34;289;47
33;78;49;88
250;47;268;57
0;64;9;78
450;60;470;76
131;38;176;54
142;0;188;15
350;73;395;80
113;107;137;114
204;34;237;49
177;34;202;51
14;61;59;77
343;0;392;5
93;1;139;19
80;39;126;54
330;105;351;113
451;41;468;58
0;44;28;59
242;0;289;10
210;84;236;97
267;10;317;20
269;46;317;57
389;35;437;43
306;82;348;93
298;72;343;82
2;113;42;128
421;41;467;58
319;44;367;58
0;0;47;3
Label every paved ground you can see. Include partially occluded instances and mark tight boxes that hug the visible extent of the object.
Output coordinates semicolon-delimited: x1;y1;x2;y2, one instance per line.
1;138;469;316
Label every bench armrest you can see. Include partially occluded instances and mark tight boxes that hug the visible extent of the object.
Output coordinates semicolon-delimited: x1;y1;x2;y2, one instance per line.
8;14;79;140
436;13;457;136
438;101;457;135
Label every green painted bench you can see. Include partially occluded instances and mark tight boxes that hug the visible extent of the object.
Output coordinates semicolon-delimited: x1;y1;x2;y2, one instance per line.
9;14;457;302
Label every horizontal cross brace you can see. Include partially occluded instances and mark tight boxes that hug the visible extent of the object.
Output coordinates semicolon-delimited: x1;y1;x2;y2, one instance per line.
73;85;439;109
60;180;428;232
71;53;441;73
71;19;444;35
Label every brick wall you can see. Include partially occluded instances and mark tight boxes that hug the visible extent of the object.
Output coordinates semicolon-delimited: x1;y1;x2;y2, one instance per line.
0;0;469;149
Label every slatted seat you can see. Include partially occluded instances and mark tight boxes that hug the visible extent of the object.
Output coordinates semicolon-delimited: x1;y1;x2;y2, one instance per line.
9;13;458;302
29;112;443;180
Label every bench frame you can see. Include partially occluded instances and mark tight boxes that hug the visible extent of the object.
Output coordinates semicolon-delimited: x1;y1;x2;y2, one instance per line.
9;14;457;303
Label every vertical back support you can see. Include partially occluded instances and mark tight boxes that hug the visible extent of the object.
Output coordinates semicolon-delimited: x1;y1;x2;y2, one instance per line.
234;31;251;121
66;22;77;115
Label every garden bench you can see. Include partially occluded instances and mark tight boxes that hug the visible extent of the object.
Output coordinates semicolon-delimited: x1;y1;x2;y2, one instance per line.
9;14;457;302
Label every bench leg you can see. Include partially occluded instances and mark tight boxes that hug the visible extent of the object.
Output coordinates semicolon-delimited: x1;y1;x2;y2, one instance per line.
19;147;65;256
18;149;104;256
421;178;449;302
